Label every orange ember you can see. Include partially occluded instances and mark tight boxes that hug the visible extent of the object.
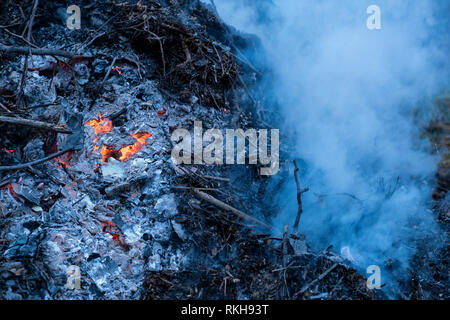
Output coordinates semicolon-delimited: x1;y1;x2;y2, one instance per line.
112;65;122;75
100;132;151;163
2;148;14;154
157;108;167;116
101;220;130;250
2;183;13;195
85;114;113;135
2;183;19;200
54;151;73;169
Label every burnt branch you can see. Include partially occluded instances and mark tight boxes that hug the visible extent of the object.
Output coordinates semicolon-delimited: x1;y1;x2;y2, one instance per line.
293;160;309;232
192;188;271;229
0;115;72;134
0;147;73;171
0;44;76;58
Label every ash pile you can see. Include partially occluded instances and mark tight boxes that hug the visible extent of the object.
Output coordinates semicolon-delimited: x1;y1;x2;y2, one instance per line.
0;0;374;300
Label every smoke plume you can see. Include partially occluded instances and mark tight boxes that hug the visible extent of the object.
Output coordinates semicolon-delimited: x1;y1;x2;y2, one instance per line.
214;0;450;295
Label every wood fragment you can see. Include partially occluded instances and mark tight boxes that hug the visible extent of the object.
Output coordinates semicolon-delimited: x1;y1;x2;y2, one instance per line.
200;175;230;182
279;224;290;299
295;263;339;297
192;189;271;229
102;56;117;85
0;102;13;114
0;44;76;58
172;186;219;192
282;225;289;268
0;115;72;134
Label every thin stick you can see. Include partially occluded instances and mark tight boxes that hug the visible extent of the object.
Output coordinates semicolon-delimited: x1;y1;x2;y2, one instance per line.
26;0;39;42
293;160;309;231
0;44;75;58
0;102;13;114
192;189;271;229
282;225;289;266
172;186;219;192
18;0;39;104
0;115;72;134
147;32;166;77
102;57;117;84
280;224;290;298
0;148;74;171
294;263;339;297
200;175;230;182
2;28;39;48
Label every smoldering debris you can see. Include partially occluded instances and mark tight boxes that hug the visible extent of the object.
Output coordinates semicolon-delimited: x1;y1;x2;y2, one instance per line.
1;0;443;301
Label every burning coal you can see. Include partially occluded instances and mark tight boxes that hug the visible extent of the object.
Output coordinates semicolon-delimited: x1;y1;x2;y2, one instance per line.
2;148;14;154
85;114;151;164
54;151;72;169
85;114;113;140
100;132;152;163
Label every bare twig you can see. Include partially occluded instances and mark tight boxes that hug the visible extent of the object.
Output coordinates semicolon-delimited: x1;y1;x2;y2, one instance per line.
200;175;230;182
294;263;339;297
293;160;309;231
192;189;271;229
17;0;39;107
282;225;289;268
0;115;72;134
0;44;75;58
0;101;13;114
2;28;39;48
147;32;166;77
172;186;219;192
102;57;117;84
280;224;290;298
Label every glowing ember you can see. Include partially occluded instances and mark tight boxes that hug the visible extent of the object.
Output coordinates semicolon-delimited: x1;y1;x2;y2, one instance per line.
101;220;130;250
157;108;167;116
2;183;19;201
85;114;113;135
54;151;73;169
112;65;122;75
2;148;14;154
2;183;14;195
100;132;151;163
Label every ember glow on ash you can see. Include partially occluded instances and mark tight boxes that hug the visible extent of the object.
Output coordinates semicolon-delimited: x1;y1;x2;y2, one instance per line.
85;115;151;165
157;108;167;116
101;220;130;250
2;183;20;201
2;183;14;196
100;132;151;163
54;151;73;169
2;148;14;154
112;65;122;75
85;114;113;136
50;141;72;169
